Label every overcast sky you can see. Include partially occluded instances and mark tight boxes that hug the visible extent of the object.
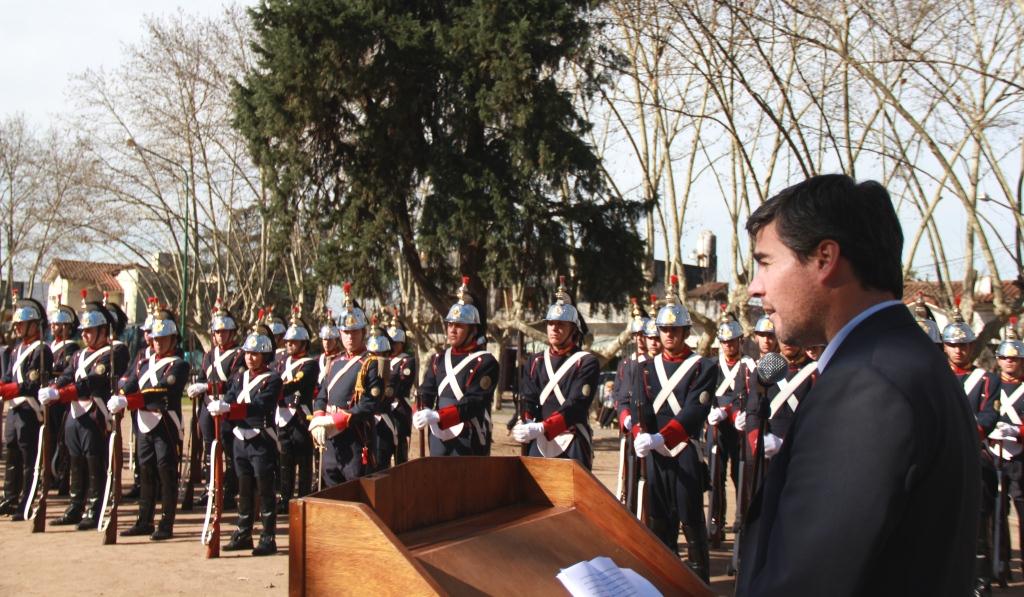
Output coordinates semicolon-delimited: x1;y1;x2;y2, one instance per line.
0;1;248;126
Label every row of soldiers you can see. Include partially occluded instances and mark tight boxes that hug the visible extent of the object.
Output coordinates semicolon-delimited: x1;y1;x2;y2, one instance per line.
0;275;603;558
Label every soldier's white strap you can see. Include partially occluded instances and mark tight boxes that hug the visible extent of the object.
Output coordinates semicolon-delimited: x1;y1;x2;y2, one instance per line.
769;362;817;418
238;372;272;404
326;354;364;396
51;339;72;354
75;346;111;381
282;356;314;382
11;396;44;421
1000;385;1024;425
439;349;489;400
540;350;590;406
206;347;238;381
140;355;180;389
201;437;219;545
389;355;403;368
962;368;986;398
714;355;747;397
12;340;41;384
97;429;117;532
653;354;701;415
318;353;337;383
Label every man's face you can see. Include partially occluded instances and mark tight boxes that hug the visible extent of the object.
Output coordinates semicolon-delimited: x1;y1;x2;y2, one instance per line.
82;326;107;349
14;321;36;340
273;333;284;348
998;356;1024;378
51;323;71;340
446;323;472;348
755;332;778;355
322;337;341;355
749;221;824;346
213;329;234;348
659;326;689;354
245;351;267;371
390;341;404;356
647;335;662;355
635;333;647;354
547;321;573;348
341;329;365;354
780;341;804;362
285;340;306;357
805;345;825;361
944;342;973;369
153;335;175;356
721;337;741;360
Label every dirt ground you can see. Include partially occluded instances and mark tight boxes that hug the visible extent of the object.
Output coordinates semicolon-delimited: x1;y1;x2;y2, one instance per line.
0;399;1020;596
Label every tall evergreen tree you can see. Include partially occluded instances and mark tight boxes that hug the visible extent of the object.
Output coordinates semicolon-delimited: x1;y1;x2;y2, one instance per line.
234;0;645;317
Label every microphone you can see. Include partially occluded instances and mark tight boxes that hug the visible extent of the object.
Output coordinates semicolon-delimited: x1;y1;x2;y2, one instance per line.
756;352;788;387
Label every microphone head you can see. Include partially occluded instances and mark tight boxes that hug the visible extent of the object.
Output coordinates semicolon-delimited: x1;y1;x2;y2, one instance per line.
757;352;789;385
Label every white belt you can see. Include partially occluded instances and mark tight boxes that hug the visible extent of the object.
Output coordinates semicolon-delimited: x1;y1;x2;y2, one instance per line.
12;396;43;422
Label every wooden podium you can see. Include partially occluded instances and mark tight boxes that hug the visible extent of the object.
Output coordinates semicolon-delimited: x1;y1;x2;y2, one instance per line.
289;456;711;596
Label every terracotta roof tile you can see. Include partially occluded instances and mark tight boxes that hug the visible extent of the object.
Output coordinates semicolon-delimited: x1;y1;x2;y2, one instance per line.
44;259;126;293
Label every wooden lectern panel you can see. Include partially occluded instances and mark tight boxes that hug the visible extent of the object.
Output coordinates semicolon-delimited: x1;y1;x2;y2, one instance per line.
290;457;711;596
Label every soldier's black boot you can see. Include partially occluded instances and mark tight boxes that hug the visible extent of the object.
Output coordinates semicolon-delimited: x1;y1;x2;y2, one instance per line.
121;466;155;536
683;524;711;583
253;472;278;556
225;474;254;551
222;464;238;511
151;464;177;540
77;456;105;530
54;456;85;526
278;451;294;514
648;517;679;555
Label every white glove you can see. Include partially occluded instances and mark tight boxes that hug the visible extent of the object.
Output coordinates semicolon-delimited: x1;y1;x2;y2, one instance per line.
707;407;727;426
763;433;783;457
634;432;665;458
308;414;335;431
995;421;1020;440
187;382;208;398
413;408;440;430
207;399;230;416
107;395;127;414
734;411;748;431
621;415;632;431
311;425;326;447
38;386;59;406
512;422;545;444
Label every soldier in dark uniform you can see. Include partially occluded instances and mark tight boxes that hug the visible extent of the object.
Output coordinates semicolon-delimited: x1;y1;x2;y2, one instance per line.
989;320;1024;585
0;293;54;520
366;318;397;470
318;310;342;383
307;283;384;484
273;307;318;511
643;317;662;357
944;304;1001;594
413;276;499;456
632;276;717;581
513;277;600;469
40;299;130;529
705;310;755;544
208;325;283;555
386;309;415;465
187;299;245;509
47;297;79;496
752;315;778;359
107;307;190;540
122;296;159;500
265;308;287;363
614;299;648;514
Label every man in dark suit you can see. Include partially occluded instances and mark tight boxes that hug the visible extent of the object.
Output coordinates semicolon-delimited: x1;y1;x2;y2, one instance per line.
737;174;980;596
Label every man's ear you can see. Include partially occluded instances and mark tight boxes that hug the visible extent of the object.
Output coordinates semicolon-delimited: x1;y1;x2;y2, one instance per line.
815;239;843;282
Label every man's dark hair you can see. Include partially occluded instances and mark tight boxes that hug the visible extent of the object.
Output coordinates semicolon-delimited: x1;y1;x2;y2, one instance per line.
746;174;904;298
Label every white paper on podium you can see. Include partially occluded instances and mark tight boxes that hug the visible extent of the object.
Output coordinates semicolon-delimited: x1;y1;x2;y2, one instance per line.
556;556;662;597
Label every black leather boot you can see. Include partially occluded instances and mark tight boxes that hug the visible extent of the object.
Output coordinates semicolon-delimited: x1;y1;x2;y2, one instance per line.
76;456;105;530
150;464;177;540
54;456;86;526
253;472;278;556
121;465;155;536
225;474;254;551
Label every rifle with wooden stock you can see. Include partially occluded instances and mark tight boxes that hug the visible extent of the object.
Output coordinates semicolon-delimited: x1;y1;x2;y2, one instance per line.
26;323;51;533
201;384;224;558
